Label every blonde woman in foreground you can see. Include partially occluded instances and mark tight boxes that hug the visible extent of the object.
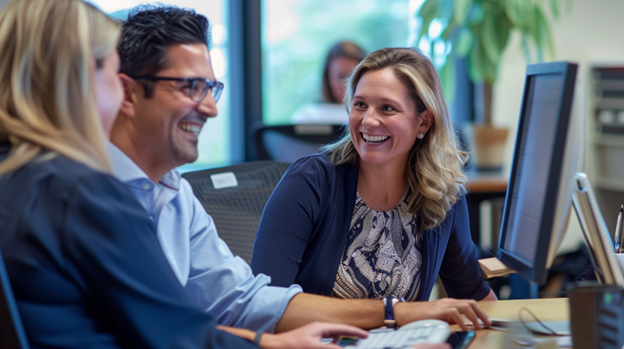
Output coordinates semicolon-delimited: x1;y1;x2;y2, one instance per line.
253;47;496;328
0;0;389;348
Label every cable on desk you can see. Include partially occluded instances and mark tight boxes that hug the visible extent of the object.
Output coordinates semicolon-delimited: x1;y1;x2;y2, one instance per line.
518;307;558;336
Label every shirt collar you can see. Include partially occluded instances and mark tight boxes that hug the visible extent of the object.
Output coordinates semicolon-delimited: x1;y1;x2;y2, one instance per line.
107;142;181;191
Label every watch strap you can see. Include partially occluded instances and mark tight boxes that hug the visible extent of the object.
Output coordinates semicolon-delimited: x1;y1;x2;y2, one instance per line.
383;295;404;328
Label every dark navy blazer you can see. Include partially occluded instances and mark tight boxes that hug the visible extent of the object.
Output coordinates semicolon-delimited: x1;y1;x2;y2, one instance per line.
251;154;490;301
0;144;257;349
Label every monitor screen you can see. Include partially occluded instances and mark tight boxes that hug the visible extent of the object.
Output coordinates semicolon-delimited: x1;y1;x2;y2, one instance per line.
498;62;579;284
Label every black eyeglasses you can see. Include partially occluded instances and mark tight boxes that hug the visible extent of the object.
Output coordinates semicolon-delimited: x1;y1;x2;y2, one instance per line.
131;75;224;103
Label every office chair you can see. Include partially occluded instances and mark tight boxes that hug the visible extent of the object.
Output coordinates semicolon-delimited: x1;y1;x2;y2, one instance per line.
182;161;291;264
0;250;29;349
252;121;346;161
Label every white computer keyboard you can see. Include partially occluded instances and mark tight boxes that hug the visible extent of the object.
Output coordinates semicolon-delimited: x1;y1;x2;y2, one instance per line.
344;319;451;349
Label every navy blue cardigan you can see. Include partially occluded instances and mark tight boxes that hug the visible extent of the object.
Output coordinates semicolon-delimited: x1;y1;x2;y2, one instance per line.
251;154;490;301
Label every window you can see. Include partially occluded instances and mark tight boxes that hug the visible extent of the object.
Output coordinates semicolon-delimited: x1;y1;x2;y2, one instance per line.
262;0;411;125
91;0;232;171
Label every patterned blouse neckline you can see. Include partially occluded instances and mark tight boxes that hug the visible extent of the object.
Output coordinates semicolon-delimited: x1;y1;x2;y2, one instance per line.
332;189;423;301
355;188;410;214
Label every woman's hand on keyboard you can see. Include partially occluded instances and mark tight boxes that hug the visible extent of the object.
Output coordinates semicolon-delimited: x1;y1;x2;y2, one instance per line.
260;321;368;349
395;298;491;331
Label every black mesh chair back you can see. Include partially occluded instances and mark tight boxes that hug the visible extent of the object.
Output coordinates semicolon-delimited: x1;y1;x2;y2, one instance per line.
0;250;29;349
252;121;346;161
182;161;291;264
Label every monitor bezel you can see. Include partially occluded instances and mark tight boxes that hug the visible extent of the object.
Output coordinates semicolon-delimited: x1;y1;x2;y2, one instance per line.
497;61;578;285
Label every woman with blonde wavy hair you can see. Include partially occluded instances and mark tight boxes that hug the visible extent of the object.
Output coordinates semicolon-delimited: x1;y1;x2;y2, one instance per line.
0;1;372;348
0;0;116;174
252;47;496;327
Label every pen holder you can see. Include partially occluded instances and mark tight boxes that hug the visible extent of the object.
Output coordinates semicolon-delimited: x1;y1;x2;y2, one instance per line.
568;284;624;349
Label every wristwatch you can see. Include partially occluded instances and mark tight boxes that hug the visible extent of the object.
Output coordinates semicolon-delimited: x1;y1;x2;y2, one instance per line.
383;295;404;328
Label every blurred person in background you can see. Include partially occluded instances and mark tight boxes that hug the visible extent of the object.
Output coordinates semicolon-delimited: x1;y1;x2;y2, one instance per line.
291;41;366;124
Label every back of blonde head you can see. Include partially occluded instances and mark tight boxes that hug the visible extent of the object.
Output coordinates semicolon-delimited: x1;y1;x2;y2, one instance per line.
324;47;467;231
0;0;120;174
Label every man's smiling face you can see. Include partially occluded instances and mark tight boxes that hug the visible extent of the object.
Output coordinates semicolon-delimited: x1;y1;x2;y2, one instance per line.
132;43;218;169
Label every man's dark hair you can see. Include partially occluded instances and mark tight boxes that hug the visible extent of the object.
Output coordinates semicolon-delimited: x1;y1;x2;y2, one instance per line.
118;5;211;97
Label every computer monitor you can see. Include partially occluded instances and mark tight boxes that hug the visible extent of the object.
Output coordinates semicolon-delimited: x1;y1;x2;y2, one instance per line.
497;61;580;285
572;172;624;286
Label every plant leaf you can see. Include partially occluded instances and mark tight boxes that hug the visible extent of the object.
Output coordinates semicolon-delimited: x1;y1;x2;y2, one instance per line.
530;6;541;50
479;40;497;83
549;0;562;20
494;9;511;52
480;13;502;66
466;2;484;27
535;5;555;59
504;0;523;29
521;33;533;64
439;56;456;103
440;18;455;40
505;0;533;31
453;0;473;26
468;37;484;83
416;0;440;42
455;27;473;57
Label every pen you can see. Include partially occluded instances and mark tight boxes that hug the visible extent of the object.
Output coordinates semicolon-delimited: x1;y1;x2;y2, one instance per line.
616;205;623;253
615;205;624;253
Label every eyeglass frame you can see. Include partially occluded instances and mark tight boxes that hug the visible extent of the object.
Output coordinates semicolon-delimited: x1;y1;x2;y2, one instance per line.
130;75;224;103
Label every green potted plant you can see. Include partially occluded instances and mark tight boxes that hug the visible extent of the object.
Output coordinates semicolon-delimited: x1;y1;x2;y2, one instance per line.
415;0;571;171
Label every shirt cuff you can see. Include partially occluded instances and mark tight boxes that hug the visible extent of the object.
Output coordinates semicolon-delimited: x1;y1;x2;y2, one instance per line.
240;275;302;333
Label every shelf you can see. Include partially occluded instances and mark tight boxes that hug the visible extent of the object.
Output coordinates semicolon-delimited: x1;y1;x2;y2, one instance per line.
594;80;624;90
594;98;624;109
594;134;624;147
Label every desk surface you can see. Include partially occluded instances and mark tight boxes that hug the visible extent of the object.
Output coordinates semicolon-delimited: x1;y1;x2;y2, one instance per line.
457;298;569;349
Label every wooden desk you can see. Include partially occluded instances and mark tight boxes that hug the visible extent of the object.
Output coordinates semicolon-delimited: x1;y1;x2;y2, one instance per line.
457;298;569;348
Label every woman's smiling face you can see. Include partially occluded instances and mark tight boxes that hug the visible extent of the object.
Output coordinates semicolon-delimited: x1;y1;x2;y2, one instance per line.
349;67;428;169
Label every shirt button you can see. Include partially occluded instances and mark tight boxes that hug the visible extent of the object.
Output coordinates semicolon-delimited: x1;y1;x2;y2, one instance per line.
142;183;150;190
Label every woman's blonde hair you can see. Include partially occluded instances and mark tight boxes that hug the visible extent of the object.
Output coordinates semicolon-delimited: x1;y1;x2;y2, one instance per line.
323;47;467;231
0;0;120;174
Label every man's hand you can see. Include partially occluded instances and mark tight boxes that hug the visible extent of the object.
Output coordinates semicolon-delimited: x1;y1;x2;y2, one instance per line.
396;298;491;331
261;322;368;349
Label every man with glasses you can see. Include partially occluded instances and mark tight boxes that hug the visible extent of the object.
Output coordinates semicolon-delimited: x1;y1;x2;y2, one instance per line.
109;4;489;338
109;5;297;333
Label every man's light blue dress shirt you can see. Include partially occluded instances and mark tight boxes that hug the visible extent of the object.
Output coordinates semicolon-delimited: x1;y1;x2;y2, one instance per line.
108;143;301;332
